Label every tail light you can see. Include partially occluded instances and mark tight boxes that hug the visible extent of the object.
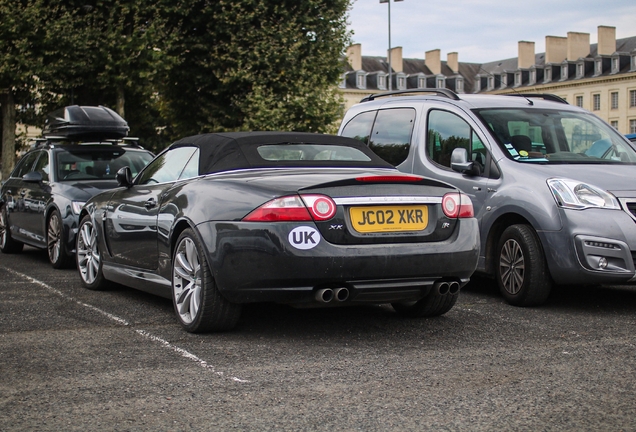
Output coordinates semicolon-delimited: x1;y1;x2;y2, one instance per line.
243;194;336;222
442;193;474;218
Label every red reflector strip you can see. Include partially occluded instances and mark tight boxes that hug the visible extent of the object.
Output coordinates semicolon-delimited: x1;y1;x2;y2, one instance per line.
355;175;422;183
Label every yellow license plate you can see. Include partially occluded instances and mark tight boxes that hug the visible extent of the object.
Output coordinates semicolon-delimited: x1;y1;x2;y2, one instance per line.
349;205;428;233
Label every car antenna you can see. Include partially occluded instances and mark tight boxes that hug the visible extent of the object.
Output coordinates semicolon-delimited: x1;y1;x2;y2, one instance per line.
478;66;533;105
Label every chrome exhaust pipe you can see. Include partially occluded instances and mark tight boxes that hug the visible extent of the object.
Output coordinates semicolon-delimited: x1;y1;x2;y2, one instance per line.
315;288;334;303
434;281;450;295
334;287;349;302
448;281;460;295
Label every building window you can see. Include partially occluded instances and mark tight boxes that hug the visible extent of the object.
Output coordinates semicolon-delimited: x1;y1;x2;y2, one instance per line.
595;60;602;75
611;120;619;130
612;57;619;73
544;68;551;83
339;74;346;89
514;72;521;86
576;95;583;108
529;70;536;84
418;77;426;88
397;76;406;90
632;55;636;71
631;119;636;134
611;92;619;110
456;78;464;93
593;94;601;111
577;63;584;78
487;76;494;90
436;77;445;89
377;74;387;90
631;90;636;108
561;66;568;80
356;72;366;89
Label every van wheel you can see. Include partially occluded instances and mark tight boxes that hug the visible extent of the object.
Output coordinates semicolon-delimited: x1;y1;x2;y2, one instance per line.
496;224;552;306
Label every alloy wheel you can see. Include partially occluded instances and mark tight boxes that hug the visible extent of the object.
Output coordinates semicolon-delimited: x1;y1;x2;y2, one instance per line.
77;220;100;284
173;237;202;325
499;238;525;295
0;211;6;248
47;213;62;264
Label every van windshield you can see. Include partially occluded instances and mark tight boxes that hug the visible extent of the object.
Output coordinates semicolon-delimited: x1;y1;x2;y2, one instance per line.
475;108;636;164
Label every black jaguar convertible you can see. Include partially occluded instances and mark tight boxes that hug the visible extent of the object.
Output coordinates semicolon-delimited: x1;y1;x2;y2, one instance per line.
77;132;479;332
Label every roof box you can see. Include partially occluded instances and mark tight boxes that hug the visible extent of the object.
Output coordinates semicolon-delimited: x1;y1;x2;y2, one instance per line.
43;105;130;140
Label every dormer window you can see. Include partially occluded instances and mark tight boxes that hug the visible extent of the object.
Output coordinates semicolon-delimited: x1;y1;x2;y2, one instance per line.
487;76;494;90
356;71;367;89
397;74;406;90
339;74;346;89
595;60;602;75
544;67;552;83
514;72;521;87
529;69;536;85
576;63;584;78
377;73;387;90
418;76;426;88
436;77;445;89
456;77;464;93
561;65;568;80
631;54;636;72
612;57;619;74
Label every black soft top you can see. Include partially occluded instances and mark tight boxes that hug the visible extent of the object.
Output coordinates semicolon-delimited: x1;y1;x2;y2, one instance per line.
170;131;394;175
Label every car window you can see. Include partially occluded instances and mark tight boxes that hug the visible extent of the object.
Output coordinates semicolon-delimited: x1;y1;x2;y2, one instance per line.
57;148;153;181
178;148;200;180
12;151;40;178
137;146;197;185
340;110;377;144
33;151;50;182
427;110;485;171
256;144;371;162
476;108;636;164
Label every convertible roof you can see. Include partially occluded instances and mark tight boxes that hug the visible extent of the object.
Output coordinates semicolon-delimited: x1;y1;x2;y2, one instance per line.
170;131;394;174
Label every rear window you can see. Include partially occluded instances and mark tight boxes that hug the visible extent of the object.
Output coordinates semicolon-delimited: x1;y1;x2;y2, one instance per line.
257;144;371;162
56;148;153;181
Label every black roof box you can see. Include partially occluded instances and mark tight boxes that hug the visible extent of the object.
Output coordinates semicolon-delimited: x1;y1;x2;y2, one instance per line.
43;105;130;140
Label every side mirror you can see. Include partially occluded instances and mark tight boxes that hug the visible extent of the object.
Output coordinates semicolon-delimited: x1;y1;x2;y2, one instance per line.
116;166;133;188
23;171;43;183
450;148;481;176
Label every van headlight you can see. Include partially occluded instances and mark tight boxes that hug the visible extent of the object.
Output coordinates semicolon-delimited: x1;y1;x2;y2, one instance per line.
547;178;620;210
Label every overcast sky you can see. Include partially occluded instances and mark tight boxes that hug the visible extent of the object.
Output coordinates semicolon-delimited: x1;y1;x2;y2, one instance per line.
347;0;636;63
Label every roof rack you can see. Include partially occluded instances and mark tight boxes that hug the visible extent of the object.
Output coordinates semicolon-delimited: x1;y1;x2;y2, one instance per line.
504;93;569;104
360;88;460;102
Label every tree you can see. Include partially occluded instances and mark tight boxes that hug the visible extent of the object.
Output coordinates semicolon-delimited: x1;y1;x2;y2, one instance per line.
160;0;351;139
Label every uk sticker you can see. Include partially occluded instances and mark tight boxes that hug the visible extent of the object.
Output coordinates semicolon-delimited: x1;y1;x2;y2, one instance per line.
288;226;320;250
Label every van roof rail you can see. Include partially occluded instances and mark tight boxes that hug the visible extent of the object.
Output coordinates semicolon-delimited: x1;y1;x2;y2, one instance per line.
360;88;460;102
504;93;569;104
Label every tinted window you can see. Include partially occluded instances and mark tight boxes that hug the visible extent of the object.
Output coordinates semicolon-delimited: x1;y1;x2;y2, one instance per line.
57;148;153;181
12;152;39;178
341;111;377;144
427;110;483;170
137;146;197;185
33;151;50;182
368;109;415;166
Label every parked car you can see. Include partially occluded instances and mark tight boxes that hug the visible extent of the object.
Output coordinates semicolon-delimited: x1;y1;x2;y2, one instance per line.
0;106;154;268
76;131;479;332
339;90;636;306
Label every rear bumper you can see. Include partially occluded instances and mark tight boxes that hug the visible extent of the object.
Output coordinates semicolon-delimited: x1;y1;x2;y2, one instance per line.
197;219;479;304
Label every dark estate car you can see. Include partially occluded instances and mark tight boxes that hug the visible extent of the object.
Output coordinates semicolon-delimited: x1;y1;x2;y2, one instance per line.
0;106;154;267
340;90;636;306
76;132;479;332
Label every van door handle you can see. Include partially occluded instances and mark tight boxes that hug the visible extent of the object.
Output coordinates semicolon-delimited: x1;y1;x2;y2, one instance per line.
144;198;156;209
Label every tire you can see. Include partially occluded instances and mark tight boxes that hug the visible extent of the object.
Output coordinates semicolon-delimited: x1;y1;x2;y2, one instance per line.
392;289;458;318
76;214;108;290
496;224;552;307
172;229;241;333
47;210;71;268
0;206;24;253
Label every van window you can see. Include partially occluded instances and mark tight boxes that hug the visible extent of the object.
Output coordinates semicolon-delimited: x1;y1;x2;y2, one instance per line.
427;110;483;170
368;109;415;166
341;111;376;144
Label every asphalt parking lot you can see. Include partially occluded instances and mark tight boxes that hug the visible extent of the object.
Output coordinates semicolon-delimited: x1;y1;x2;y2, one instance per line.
2;246;636;431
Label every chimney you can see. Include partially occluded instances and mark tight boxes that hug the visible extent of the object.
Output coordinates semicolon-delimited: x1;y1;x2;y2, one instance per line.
389;46;403;73
597;26;616;56
545;36;567;64
518;41;535;69
447;52;459;74
346;44;362;70
425;49;441;75
567;31;590;61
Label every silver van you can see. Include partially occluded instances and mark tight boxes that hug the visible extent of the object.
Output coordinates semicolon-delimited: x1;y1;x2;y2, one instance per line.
339;90;636;306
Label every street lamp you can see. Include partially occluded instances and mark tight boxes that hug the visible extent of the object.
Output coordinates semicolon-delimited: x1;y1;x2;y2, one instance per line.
380;0;403;91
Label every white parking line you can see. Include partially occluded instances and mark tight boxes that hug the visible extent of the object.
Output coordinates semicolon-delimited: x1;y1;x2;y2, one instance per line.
4;267;249;383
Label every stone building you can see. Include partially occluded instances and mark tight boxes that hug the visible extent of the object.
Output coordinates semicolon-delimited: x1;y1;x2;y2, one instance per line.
340;25;636;135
